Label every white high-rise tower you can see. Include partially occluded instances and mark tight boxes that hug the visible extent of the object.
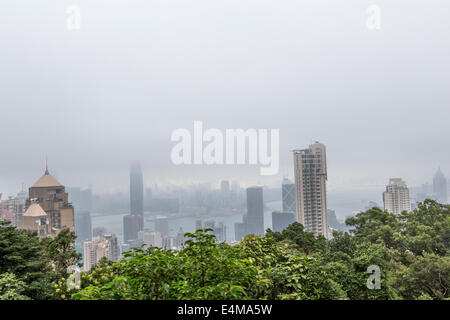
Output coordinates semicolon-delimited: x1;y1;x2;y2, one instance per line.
383;178;411;214
293;142;329;238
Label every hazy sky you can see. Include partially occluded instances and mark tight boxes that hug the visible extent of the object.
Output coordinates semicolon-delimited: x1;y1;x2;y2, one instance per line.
0;0;449;197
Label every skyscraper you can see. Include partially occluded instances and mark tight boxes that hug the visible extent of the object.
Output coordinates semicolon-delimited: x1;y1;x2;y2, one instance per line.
234;222;246;241
272;211;295;232
83;233;119;271
74;210;92;245
27;166;74;236
124;162;144;243
245;186;264;236
123;214;143;243
220;180;230;194
383;178;411;214
138;229;163;248
282;178;296;213
433;167;448;204
130;162;144;217
293;142;329;238
155;216;169;238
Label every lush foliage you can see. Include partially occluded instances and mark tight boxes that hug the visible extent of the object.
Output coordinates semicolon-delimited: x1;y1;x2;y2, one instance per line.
1;199;448;300
0;222;80;300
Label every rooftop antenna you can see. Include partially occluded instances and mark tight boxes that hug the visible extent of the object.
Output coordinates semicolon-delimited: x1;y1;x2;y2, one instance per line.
45;156;49;175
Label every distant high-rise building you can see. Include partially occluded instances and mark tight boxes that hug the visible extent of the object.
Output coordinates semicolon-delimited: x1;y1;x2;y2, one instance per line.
130;162;144;217
234;222;246;241
83;233;119;271
383;178;411;214
74;210;92;245
138;229;162;248
1;192;27;227
68;186;92;212
433;168;448;204
93;227;107;238
123;214;143;243
124;162;144;244
103;233;119;262
195;219;203;231
155;216;169;238
220;180;230;194
27;166;74;236
176;227;186;248
271;211;295;232
203;220;227;242
83;241;95;272
162;236;176;250
231;181;240;194
214;222;227;242
327;209;347;232
245;186;264;236
293;142;329;238
281;178;296;213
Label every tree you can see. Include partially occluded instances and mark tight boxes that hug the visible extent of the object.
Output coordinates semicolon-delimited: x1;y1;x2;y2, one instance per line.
73;229;267;300
0;273;30;300
346;207;399;249
391;252;450;300
266;222;328;254
0;221;53;299
41;228;82;279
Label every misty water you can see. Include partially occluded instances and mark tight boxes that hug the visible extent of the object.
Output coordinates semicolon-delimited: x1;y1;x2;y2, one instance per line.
91;188;380;243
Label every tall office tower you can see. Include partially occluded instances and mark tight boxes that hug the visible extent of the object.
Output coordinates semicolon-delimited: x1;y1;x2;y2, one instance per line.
231;181;240;194
383;178;411;214
138;229;163;248
83;233;119;271
162;236;176;250
433;167;448;204
282;178;296;213
220;180;230;194
68;186;93;212
213;222;227;242
234;222;246;241
202;220;226;242
102;233;119;262
27;166;74;235
246;186;264;236
130;162;144;217
83;241;95;271
93;226;107;238
176;227;186;248
123;214;143;243
195;219;203;231
293;142;329;238
74;210;92;245
271;211;295;232
155;216;169;238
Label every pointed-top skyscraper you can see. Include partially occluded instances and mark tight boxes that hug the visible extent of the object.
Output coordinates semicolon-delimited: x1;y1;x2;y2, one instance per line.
124;161;144;244
130;161;144;217
433;167;448;204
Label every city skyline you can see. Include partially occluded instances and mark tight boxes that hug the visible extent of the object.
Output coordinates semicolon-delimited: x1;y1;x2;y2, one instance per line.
1;1;449;198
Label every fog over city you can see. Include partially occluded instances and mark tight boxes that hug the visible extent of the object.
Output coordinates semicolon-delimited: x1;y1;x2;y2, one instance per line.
1;0;449;207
